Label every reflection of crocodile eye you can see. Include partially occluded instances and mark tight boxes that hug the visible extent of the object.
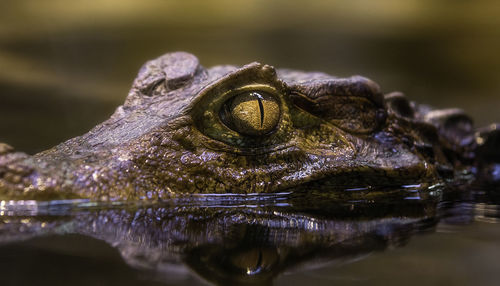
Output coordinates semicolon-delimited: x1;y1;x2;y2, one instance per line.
220;91;280;136
229;248;279;275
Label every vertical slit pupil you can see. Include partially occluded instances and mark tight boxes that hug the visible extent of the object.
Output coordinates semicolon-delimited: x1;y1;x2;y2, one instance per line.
255;249;263;271
253;92;265;128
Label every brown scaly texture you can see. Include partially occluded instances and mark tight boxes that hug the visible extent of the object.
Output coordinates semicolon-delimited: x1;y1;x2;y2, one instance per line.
0;52;498;201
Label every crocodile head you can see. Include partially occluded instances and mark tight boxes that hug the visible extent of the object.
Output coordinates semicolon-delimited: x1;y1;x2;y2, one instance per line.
2;52;496;201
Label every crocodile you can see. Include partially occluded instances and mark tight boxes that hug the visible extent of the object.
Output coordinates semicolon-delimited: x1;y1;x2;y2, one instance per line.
0;52;499;201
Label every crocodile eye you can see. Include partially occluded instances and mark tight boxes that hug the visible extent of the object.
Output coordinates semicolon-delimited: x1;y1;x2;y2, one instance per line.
220;91;280;136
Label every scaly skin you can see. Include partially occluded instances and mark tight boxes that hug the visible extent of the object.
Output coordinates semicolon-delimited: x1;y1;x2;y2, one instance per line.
0;52;498;201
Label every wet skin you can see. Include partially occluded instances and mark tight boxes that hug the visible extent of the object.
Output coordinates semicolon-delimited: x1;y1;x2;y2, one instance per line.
0;52;499;200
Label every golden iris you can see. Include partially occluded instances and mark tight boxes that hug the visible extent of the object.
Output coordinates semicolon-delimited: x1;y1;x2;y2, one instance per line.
220;91;280;136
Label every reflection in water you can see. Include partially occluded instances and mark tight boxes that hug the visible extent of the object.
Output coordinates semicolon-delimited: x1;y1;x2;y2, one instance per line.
0;186;438;285
1;184;499;285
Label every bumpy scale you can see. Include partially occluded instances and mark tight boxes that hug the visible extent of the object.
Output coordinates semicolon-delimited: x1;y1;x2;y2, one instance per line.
0;52;499;200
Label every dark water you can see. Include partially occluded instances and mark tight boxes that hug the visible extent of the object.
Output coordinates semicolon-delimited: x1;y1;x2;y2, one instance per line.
1;184;500;286
1;1;500;285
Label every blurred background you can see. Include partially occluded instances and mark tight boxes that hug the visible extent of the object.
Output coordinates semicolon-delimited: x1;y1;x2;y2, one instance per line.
1;0;499;154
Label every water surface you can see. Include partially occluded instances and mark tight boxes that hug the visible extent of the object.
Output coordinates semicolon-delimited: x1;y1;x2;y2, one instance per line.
1;184;499;285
